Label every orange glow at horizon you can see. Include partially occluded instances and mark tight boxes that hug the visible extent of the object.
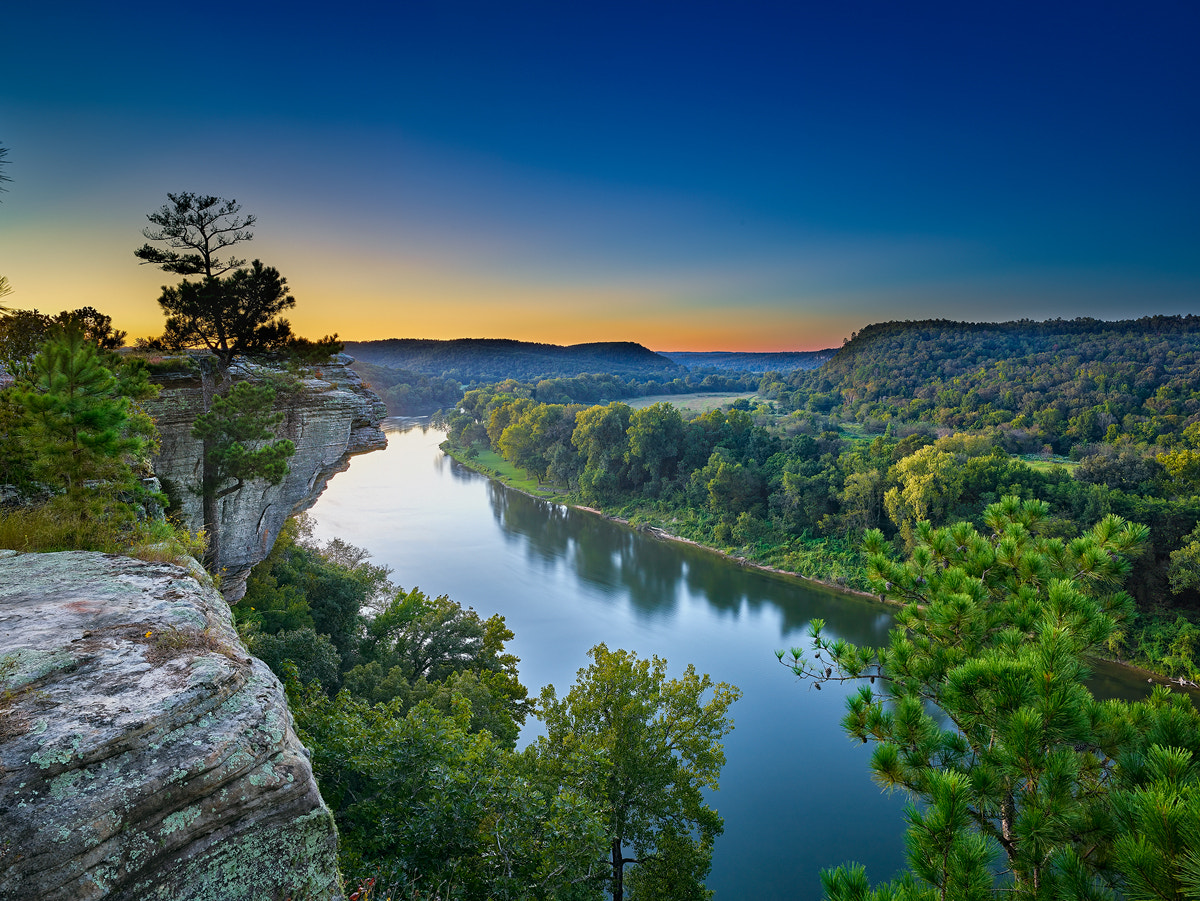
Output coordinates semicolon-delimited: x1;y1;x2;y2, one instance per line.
0;225;851;353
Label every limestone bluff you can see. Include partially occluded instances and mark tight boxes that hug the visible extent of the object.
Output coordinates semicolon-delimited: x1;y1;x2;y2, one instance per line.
144;353;388;602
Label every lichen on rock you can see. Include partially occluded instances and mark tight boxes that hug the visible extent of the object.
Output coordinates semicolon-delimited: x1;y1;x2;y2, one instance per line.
0;550;344;900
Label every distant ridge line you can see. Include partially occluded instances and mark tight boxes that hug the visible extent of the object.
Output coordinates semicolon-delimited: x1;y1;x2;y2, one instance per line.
342;337;681;382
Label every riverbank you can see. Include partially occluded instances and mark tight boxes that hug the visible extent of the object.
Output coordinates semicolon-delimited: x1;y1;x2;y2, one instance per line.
439;436;1200;696
439;438;881;602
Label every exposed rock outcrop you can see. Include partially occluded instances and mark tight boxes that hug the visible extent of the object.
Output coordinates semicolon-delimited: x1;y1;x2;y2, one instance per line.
144;354;387;602
0;549;343;900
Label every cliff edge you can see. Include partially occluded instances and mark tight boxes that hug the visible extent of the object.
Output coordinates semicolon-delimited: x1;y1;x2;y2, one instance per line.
145;353;387;602
0;549;343;900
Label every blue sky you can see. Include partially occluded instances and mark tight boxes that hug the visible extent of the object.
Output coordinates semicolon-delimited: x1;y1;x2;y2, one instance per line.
1;1;1197;349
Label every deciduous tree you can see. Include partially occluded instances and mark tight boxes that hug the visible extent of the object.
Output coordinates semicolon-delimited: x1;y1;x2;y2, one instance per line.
533;643;741;901
290;684;606;900
344;586;530;745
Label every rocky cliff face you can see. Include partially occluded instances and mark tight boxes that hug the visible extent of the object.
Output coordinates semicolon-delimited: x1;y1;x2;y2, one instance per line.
0;550;343;900
145;354;387;602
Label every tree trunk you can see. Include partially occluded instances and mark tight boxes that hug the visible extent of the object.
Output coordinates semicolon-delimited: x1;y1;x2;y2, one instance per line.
199;357;221;572
611;837;624;901
1001;789;1019;880
201;448;220;571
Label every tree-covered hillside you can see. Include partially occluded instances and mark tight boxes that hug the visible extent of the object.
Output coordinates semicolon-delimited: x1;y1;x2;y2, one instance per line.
345;338;680;382
763;316;1200;450
348;342;764;416
660;349;836;372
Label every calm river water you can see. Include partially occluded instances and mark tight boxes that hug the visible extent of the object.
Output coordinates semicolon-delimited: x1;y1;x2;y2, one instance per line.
307;418;1150;899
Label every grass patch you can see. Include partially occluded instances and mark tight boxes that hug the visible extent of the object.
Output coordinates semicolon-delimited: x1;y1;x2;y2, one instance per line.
444;444;563;499
627;392;759;414
837;422;879;444
1018;453;1079;474
0;501;207;568
142;625;243;666
80;623;244;668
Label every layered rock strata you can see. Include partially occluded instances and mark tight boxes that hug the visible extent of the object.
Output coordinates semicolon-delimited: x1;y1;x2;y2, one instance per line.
144;354;387;601
0;549;343;900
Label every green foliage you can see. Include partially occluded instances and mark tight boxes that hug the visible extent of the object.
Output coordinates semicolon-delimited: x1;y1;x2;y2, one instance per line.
289;682;608;900
1;306;126;378
0;320;208;562
0;498;197;561
246;627;341;690
251;520;741;899
350;359;464;415
626;402;686;490
0;386;35;490
345;586;530;746
192;380;295;500
284;333;345;364
239;516;390;670
764;316;1200;452
533;644;741;901
1127;613;1200;681
8;328;157;522
157;261;296;366
573;403;633;503
785;497;1200;899
1109;742;1200;900
241;516;530;743
1168;523;1200;595
442;343;1200;676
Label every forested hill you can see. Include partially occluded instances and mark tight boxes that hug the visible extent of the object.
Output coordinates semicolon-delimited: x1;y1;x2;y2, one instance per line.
763;315;1200;446
659;349;836;372
344;338;679;382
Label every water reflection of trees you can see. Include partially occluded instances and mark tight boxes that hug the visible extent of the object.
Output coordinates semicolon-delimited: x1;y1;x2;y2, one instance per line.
485;479;894;645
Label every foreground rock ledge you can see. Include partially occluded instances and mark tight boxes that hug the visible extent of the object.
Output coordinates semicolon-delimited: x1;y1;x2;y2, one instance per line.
0;550;343;901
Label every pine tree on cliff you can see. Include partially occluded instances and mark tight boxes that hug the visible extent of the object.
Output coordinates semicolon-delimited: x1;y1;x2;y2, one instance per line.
191;382;295;569
135;193;301;571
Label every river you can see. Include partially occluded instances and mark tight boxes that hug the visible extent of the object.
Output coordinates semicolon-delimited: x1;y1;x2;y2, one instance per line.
307;418;1151;899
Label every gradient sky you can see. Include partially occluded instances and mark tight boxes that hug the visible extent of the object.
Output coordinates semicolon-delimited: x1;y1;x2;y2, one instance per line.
1;1;1197;351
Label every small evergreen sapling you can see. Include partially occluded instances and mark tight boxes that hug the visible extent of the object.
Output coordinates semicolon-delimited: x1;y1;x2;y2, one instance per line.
191;380;295;567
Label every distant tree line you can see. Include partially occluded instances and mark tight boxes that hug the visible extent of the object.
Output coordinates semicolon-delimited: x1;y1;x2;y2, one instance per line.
760;316;1200;452
345;337;681;384
355;361;759;417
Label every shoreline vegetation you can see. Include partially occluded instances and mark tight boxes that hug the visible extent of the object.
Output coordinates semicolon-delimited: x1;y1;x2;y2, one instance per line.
438;433;1200;695
422;317;1200;693
438;435;878;599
